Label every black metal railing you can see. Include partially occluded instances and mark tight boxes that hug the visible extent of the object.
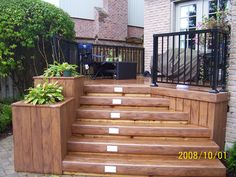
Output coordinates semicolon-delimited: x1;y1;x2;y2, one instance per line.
92;44;145;74
152;29;229;93
52;36;145;75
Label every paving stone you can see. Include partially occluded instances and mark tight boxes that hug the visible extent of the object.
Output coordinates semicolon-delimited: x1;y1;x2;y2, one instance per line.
0;136;101;177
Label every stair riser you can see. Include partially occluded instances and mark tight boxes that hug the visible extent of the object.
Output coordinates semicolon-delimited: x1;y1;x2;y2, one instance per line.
72;125;211;138
77;110;189;121
63;163;226;176
80;97;169;107
84;85;151;95
67;143;218;155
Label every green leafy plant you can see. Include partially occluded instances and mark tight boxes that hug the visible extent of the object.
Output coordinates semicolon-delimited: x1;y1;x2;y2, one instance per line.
0;104;12;133
227;142;236;176
43;62;79;77
24;82;64;105
0;0;75;94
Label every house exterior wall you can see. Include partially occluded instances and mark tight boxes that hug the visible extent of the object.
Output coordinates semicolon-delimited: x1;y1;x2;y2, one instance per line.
128;26;144;38
144;0;171;71
144;0;235;148
226;0;236;148
95;0;128;41
73;18;95;39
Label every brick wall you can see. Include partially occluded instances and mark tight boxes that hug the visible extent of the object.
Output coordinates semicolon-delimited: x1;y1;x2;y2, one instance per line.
144;0;171;71
73;0;140;42
128;26;144;38
226;0;236;148
73;18;95;38
96;0;128;41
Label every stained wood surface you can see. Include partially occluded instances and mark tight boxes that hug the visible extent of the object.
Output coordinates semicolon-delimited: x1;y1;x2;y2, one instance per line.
12;98;75;174
72;121;211;138
67;137;219;155
80;96;169;107
34;76;84;108
63;153;226;177
77;107;189;121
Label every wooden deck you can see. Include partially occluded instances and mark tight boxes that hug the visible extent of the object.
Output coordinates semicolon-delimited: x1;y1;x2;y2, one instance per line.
13;76;229;176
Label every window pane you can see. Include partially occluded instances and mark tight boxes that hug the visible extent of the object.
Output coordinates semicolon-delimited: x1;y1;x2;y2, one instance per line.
189;4;196;16
181;6;189;17
180;18;189;30
189;17;196;27
209;0;218;13
180;4;196;17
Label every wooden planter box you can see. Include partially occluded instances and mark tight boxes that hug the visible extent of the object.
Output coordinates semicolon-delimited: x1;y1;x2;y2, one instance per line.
34;76;85;108
12;98;75;174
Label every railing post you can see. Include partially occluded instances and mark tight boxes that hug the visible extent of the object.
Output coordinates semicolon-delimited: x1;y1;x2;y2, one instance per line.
220;33;228;92
151;35;158;87
209;29;219;93
142;48;145;74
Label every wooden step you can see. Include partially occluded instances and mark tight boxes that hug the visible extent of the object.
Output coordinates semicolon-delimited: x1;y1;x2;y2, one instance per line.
80;96;169;107
63;153;226;176
84;85;151;94
77;107;189;121
72;121;211;138
67;137;219;155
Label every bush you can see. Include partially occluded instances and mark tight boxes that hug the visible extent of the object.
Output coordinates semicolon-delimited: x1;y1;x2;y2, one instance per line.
227;142;236;176
0;0;75;93
0;103;12;133
24;82;64;105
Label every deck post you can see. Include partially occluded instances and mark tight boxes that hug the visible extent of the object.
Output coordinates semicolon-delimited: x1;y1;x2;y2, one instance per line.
151;35;158;87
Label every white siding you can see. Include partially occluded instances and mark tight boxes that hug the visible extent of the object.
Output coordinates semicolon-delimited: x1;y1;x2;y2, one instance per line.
128;0;144;27
59;0;103;20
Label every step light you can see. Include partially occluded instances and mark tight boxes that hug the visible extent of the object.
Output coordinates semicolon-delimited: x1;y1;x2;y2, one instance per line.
110;112;121;119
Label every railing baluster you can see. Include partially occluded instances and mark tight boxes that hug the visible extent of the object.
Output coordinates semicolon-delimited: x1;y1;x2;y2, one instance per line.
178;35;181;83
196;33;200;85
189;34;193;85
166;36;169;83
172;35;175;84
161;37;164;82
184;34;187;84
204;32;207;86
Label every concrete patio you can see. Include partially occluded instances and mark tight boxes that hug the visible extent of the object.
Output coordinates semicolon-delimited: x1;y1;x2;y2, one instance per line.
0;136;89;177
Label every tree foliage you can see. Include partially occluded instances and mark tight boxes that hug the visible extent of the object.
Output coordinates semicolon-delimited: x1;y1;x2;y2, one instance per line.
0;0;75;78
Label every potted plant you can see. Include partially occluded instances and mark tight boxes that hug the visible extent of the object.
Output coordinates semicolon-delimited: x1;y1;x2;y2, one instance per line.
12;81;75;174
43;62;79;77
34;62;84;108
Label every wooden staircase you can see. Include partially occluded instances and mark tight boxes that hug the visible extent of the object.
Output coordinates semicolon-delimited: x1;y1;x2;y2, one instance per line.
62;84;226;177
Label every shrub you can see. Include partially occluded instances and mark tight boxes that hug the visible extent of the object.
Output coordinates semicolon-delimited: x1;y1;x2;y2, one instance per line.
227;142;236;176
43;62;79;77
0;104;12;133
24;82;64;105
0;0;75;93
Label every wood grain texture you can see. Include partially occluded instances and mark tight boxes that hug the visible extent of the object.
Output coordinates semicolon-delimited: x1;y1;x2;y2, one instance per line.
34;76;84;108
63;154;226;177
12;98;75;174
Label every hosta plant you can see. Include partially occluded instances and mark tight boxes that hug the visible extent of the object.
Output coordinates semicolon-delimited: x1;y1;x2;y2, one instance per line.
43;62;78;77
24;82;64;105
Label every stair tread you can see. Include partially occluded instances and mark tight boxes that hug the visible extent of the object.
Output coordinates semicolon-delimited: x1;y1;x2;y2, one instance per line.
68;136;218;147
63;153;224;167
80;96;170;107
77;107;183;113
73;120;205;128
